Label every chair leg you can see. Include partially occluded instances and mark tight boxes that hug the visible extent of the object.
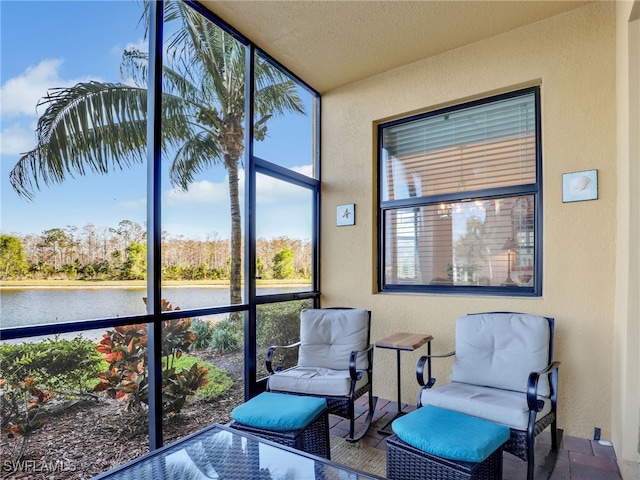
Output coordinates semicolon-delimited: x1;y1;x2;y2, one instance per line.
345;393;377;443
551;418;559;452
526;432;535;480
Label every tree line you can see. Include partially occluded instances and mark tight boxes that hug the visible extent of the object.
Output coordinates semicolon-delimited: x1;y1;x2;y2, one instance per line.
0;219;311;282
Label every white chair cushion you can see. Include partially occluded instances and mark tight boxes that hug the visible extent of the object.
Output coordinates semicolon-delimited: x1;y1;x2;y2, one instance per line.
298;309;370;370
420;382;552;431
268;367;370;397
450;313;551;396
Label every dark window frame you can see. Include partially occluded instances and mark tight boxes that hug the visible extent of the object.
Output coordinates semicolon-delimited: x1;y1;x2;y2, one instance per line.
377;87;542;297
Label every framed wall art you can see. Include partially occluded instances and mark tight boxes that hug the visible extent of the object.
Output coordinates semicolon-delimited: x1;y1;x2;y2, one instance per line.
562;169;598;203
336;204;355;226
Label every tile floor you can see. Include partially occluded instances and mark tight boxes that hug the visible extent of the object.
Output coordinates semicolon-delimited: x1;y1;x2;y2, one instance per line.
329;397;624;480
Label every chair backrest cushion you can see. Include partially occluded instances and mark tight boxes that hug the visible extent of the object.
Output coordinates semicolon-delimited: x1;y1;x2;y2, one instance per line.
450;313;551;396
298;308;370;370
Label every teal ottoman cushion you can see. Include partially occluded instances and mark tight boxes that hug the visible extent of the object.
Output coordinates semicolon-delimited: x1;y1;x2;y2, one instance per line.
391;404;510;463
232;392;327;431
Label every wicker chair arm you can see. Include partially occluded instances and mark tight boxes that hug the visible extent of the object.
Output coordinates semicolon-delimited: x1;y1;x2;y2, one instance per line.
416;351;455;387
265;341;301;374
349;344;374;381
526;361;561;411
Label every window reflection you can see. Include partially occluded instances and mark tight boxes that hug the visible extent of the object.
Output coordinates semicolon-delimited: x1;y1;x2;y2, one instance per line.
386;195;535;287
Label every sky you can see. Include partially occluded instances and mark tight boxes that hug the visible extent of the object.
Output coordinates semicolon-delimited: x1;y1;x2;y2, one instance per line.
0;0;315;241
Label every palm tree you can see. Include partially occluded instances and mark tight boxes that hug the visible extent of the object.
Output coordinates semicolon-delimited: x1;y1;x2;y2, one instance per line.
9;1;305;305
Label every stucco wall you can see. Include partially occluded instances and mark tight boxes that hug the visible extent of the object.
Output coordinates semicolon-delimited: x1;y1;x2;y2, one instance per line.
321;2;617;443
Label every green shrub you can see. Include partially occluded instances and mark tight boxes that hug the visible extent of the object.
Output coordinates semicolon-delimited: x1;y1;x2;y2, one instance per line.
0;336;104;396
209;320;241;353
190;318;216;349
255;301;310;374
256;300;310;348
0;337;100;457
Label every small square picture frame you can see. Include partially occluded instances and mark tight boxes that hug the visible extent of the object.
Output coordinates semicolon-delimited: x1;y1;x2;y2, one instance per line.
336;204;355;226
562;169;598;203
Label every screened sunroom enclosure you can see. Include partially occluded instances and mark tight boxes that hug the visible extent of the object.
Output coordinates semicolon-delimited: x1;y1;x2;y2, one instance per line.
0;0;320;460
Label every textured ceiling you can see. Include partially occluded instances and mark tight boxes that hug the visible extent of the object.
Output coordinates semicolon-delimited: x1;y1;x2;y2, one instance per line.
201;1;591;93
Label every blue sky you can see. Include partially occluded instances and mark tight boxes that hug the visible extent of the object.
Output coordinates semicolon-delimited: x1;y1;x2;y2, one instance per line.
0;1;314;241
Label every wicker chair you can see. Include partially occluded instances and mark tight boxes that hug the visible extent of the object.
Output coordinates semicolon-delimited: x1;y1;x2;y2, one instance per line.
416;312;560;480
265;308;376;442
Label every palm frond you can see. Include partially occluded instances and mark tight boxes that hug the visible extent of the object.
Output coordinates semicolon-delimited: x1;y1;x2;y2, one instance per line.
180;3;245;114
254;58;306;118
121;47;202;107
9;81;193;199
9;82;148;198
169;131;223;190
255;82;305;119
10;117;148;200
120;48;149;88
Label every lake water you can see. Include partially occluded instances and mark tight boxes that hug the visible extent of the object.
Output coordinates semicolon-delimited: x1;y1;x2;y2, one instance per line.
0;285;310;332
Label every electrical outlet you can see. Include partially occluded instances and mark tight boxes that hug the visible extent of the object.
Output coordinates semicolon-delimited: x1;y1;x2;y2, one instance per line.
594;427;601;441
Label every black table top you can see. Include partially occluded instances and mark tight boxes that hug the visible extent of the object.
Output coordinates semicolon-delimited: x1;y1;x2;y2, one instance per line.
92;423;385;480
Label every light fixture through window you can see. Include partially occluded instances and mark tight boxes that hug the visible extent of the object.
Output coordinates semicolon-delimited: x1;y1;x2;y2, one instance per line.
438;203;452;218
439;146;467;219
502;237;517;286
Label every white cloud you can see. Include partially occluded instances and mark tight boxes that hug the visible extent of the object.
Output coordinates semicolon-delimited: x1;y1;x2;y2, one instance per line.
117;198;146;210
162;167;315;239
0;123;35;155
257;165;314;204
164;164;315;206
0;59;97;119
111;38;148;57
290;164;313;177
128;39;148;52
165;178;232;205
150;163;314;212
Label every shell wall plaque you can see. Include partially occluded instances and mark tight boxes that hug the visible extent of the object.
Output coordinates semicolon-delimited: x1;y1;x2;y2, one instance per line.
562;169;598;203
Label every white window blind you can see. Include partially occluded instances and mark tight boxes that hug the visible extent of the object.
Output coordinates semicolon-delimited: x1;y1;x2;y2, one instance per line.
381;92;536;201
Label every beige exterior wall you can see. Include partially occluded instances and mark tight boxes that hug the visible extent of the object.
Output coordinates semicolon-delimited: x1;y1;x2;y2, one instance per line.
321;0;626;452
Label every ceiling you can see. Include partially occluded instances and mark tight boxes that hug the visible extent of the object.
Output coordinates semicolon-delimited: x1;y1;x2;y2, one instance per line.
201;1;591;94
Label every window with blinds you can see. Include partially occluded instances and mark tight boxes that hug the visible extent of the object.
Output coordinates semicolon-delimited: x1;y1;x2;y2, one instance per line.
378;87;541;295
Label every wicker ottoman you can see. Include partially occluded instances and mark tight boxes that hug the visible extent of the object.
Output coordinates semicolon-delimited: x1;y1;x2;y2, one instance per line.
230;392;330;459
386;405;510;480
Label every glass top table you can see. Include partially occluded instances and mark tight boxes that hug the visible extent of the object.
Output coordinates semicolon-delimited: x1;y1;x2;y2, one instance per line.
92;423;385;480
